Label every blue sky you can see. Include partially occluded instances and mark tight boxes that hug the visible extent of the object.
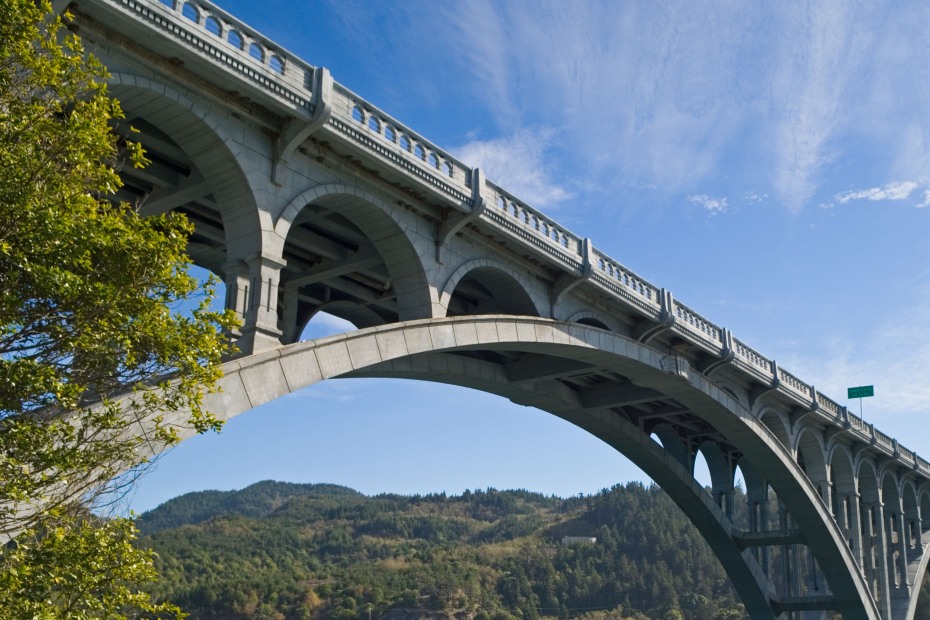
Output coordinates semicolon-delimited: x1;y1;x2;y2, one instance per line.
124;0;930;513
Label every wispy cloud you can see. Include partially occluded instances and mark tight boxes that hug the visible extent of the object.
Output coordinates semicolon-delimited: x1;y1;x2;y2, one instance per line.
820;180;926;208
834;181;919;204
329;0;930;215
688;194;728;214
453;129;571;208
769;5;864;211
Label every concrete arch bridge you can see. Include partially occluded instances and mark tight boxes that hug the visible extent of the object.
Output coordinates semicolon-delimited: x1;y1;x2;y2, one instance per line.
63;0;930;617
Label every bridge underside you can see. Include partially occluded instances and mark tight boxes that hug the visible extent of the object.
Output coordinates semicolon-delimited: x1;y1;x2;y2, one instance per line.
156;316;893;620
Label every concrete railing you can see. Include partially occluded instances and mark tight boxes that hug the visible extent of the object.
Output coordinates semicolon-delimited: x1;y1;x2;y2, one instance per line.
672;299;723;349
590;247;661;317
482;183;585;270
329;82;474;204
125;0;316;107
113;0;926;476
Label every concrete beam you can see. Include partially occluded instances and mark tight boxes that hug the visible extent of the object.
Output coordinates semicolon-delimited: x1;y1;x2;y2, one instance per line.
580;382;663;410
504;355;595;384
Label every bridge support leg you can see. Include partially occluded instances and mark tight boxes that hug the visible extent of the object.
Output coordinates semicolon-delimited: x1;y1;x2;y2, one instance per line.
280;283;300;345
225;253;286;355
746;473;771;575
849;493;865;573
890;506;910;608
871;502;893;619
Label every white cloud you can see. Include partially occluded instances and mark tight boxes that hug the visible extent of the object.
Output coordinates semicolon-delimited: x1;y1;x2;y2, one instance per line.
453;129;571;209
687;194;728;214
742;192;768;204
820;180;926;208
834;181;919;204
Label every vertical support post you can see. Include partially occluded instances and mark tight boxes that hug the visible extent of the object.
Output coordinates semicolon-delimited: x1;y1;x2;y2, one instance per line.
873;501;892;619
236;253;287;354
835;492;849;541
280;283;300;344
849;492;864;574
223;259;250;345
895;510;908;592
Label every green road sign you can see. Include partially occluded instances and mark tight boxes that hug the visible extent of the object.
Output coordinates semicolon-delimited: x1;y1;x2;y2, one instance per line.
847;385;874;399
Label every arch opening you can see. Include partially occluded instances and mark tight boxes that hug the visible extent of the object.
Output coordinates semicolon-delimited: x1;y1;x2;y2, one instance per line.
107;81;259;283
279;205;398;341
276;192;432;343
576;317;610;330
446;267;538;317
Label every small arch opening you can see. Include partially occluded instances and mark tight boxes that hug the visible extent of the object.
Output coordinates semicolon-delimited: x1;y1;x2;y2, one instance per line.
575;317;610;331
352;105;365;123
693;449;712;492
428;153;439;168
204;15;222;36
299;311;357;342
384;126;397;143
413;144;426;160
368;116;381;133
447;267;538;317
269;54;285;74
249;42;265;62
759;410;791;451
399;135;411;151
181;2;199;22
228;30;244;50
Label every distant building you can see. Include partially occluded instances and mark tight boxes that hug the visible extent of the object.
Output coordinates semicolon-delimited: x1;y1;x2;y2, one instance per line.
561;536;596;546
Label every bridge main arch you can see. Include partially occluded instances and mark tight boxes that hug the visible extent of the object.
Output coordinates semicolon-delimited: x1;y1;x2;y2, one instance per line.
150;315;883;619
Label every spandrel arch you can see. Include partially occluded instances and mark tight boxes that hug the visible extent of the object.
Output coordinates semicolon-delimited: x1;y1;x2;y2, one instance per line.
439;260;545;318
274;184;436;340
107;74;264;271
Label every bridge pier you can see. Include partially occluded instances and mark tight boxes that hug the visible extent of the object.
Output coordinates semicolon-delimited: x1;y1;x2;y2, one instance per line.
224;253;287;355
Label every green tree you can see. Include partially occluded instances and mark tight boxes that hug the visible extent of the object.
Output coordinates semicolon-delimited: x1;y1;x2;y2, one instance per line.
0;0;236;616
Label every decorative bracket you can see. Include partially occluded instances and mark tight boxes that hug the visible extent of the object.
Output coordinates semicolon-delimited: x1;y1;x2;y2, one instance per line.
434;168;487;262
790;384;820;427
748;360;782;409
272;66;333;185
634;289;676;344
700;328;735;376
549;238;594;317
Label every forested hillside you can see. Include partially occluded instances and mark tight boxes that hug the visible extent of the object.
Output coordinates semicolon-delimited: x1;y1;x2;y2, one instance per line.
138;481;930;620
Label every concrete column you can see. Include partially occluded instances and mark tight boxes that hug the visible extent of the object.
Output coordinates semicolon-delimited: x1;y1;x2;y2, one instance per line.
915;507;923;551
280;283;300;344
236;253;286;354
820;479;834;516
848;493;864;574
835;492;849;541
746;486;770;575
872;502;892;619
894;511;908;592
223;259;250;342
